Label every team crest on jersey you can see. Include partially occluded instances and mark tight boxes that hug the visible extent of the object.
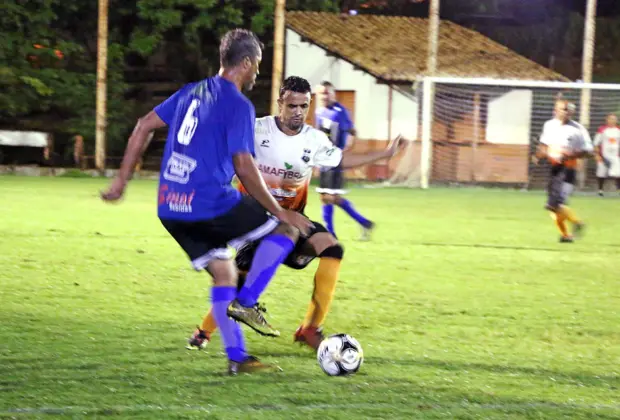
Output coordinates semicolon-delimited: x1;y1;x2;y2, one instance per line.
302;148;311;163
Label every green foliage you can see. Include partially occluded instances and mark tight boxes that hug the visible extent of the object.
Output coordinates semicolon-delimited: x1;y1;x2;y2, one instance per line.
0;0;132;151
0;0;340;155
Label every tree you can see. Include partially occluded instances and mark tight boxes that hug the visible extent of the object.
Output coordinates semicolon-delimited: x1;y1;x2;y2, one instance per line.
0;0;131;150
0;0;342;156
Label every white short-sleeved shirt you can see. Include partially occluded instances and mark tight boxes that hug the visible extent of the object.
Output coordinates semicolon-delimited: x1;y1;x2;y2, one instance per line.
594;125;620;158
238;116;342;211
540;118;593;167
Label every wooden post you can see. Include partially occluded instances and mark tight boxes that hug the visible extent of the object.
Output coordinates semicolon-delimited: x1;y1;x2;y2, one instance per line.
271;0;286;116
472;93;481;182
95;0;109;172
427;0;440;76
578;0;597;188
420;0;440;189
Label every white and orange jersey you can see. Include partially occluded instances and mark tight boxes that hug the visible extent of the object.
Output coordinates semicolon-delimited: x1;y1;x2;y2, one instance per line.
594;125;620;158
540;118;593;168
238;116;343;212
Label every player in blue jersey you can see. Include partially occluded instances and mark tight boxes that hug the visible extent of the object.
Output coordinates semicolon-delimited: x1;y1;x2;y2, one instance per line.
101;29;311;375
315;81;374;240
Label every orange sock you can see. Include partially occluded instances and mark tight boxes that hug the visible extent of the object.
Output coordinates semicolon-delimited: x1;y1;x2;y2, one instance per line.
554;212;569;237
558;205;581;224
200;308;217;336
302;257;341;328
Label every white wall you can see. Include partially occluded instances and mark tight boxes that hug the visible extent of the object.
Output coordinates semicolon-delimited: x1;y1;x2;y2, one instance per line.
286;29;418;140
486;90;532;145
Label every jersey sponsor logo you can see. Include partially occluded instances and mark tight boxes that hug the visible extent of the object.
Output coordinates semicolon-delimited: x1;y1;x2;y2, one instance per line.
158;184;195;213
163;152;197;184
258;163;303;180
260;139;270;148
270;188;297;198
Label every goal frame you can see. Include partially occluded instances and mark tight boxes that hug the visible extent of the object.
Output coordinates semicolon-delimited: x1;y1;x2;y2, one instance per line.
417;76;620;189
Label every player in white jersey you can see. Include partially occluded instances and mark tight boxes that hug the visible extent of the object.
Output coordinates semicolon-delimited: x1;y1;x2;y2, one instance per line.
535;99;593;242
594;113;620;196
187;76;405;350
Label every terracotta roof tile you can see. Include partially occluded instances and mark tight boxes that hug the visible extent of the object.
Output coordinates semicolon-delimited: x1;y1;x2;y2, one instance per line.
286;12;568;82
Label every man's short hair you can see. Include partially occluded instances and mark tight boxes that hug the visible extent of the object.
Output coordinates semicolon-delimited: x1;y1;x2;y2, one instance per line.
279;76;311;98
219;29;264;67
319;80;334;89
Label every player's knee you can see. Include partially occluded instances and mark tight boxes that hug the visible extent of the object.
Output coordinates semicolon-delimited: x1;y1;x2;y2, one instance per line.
207;259;237;286
273;222;300;242
319;243;344;260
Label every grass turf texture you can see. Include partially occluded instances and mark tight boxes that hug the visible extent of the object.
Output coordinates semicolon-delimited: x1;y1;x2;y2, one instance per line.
1;176;619;419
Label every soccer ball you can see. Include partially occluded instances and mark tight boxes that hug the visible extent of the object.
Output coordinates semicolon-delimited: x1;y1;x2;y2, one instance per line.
317;333;363;376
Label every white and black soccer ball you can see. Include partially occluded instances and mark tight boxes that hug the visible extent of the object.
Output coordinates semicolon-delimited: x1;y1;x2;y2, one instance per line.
317;333;363;376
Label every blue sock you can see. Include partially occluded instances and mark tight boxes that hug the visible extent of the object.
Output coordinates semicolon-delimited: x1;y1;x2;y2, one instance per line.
337;198;372;228
323;204;335;237
211;286;246;362
236;234;295;307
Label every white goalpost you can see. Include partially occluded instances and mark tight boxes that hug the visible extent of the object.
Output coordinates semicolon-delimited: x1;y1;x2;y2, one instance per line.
387;76;620;190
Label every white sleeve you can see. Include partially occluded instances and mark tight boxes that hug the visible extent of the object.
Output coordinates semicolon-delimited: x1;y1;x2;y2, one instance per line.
313;131;343;168
540;121;551;145
579;126;594;152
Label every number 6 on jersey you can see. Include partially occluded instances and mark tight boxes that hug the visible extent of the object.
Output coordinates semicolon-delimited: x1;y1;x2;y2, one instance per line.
177;99;201;146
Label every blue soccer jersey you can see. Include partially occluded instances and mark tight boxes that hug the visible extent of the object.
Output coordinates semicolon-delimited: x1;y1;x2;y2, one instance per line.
315;102;353;151
155;76;255;221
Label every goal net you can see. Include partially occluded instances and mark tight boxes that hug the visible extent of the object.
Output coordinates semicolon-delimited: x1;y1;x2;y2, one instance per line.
388;77;620;189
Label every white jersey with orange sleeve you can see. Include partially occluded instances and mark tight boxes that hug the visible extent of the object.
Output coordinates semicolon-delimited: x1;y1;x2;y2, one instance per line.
540;118;593;168
594;125;620;177
238;116;343;212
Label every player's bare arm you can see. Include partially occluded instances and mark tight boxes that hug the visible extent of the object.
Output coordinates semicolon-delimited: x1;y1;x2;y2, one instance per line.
340;134;406;169
343;127;357;152
562;149;592;160
101;111;166;202
535;144;549;160
233;152;312;235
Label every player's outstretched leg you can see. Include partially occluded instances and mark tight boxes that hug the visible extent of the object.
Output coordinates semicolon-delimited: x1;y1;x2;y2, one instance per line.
229;227;297;336
334;196;374;240
186;272;250;350
296;238;344;350
207;260;278;375
558;205;585;239
551;211;572;243
598;177;605;196
322;203;336;237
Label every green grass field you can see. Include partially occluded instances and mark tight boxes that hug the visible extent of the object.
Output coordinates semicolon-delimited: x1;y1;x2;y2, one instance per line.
1;176;619;419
